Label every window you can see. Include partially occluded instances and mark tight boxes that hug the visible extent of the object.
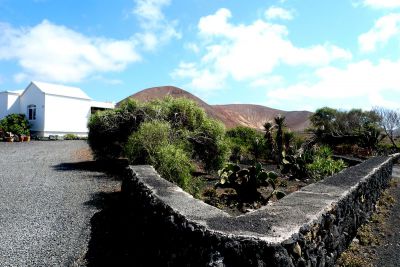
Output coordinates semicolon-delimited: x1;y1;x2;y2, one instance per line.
27;104;36;120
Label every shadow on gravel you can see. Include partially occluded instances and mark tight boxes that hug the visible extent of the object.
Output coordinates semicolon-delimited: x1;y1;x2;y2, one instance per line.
84;191;167;267
84;191;136;266
55;158;199;266
52;159;128;179
53;159;144;266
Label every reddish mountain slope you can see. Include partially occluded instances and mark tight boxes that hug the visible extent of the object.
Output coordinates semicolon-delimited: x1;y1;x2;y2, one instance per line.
119;86;311;131
121;86;238;128
214;105;311;131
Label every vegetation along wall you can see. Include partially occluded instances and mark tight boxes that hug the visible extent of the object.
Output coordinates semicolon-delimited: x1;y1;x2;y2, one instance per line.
122;153;400;267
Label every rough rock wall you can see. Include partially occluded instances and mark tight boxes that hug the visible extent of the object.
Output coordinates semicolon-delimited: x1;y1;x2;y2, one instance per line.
122;154;399;266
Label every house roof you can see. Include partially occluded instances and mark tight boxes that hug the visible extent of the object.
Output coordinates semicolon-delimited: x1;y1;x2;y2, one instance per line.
91;101;115;109
31;81;91;100
0;90;23;95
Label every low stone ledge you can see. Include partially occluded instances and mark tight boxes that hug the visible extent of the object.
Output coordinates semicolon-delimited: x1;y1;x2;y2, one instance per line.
122;154;400;266
332;155;363;166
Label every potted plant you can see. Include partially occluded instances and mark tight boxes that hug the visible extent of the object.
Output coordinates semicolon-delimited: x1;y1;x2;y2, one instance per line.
4;132;14;142
0;114;30;142
19;129;31;142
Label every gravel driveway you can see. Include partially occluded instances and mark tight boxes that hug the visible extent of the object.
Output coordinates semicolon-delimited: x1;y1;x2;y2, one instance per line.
0;141;120;266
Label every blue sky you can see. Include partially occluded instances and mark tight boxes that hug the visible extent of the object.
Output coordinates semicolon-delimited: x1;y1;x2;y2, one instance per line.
0;0;400;111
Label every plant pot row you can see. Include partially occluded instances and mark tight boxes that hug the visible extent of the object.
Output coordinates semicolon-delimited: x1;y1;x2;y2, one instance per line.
4;135;31;142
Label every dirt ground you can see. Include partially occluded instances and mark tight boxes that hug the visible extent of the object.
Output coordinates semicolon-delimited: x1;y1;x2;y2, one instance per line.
336;164;400;267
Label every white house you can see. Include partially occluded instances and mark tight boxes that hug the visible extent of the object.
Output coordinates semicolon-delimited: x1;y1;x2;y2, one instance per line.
0;81;114;137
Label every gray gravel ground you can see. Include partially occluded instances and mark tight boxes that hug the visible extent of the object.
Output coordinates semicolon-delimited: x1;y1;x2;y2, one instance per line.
0;141;120;267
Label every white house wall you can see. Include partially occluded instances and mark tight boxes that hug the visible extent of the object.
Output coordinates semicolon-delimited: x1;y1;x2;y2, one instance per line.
19;84;45;132
0;93;21;119
2;81;111;137
0;93;7;119
44;94;91;136
7;94;20;115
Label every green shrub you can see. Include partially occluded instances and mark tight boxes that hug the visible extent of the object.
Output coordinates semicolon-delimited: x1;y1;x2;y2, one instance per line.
148;97;229;171
88;100;142;160
307;146;347;180
89;97;228;169
309;107;381;149
226;126;262;146
228;142;248;162
89;96;229;195
0;114;30;136
190;118;230;171
226;126;264;161
315;145;333;158
124;121;171;164
124;121;197;192
162;97;207;130
64;133;78;140
307;156;346;181
154;144;194;190
293;134;306;150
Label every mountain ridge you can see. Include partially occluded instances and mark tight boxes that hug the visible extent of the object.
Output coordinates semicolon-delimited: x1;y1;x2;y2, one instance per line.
118;86;312;131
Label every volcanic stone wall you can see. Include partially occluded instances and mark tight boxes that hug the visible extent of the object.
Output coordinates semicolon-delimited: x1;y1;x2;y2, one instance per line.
122;154;399;267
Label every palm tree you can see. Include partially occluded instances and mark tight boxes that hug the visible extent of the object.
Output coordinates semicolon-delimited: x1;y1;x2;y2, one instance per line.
274;115;286;163
283;131;294;153
263;121;274;159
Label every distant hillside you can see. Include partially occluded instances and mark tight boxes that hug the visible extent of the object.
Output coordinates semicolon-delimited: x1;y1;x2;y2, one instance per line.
214;105;311;131
122;86;239;128
118;86;312;132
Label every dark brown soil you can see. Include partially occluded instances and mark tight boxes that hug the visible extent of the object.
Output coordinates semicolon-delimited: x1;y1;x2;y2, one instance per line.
372;165;400;266
198;164;312;215
336;164;400;267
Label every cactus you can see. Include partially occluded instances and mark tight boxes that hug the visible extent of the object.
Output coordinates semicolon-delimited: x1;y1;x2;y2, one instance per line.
216;163;286;203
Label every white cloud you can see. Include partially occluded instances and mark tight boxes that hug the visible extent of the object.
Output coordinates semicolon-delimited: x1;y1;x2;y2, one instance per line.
0;20;140;83
250;76;284;88
184;42;200;53
198;8;233;36
134;0;170;25
171;62;226;91
359;13;400;52
0;0;181;84
135;32;158;51
266;59;400;110
362;0;400;9
133;0;181;50
13;73;28;83
92;75;124;85
265;6;294;20
173;8;351;91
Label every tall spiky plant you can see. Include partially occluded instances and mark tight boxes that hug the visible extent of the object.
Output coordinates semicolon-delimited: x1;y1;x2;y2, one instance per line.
274;115;286;163
263;121;274;159
283;131;295;153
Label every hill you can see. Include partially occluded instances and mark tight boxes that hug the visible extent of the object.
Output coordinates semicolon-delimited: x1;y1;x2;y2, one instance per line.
119;86;312;131
213;104;311;131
